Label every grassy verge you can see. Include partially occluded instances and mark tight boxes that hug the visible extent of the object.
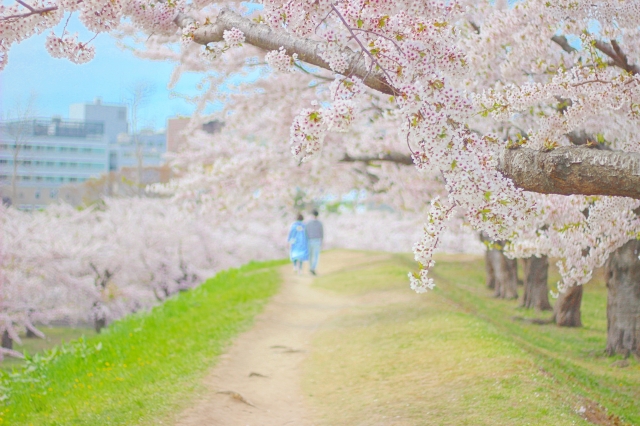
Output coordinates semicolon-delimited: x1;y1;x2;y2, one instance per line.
429;255;639;425
304;252;638;425
1;327;96;371
1;259;287;425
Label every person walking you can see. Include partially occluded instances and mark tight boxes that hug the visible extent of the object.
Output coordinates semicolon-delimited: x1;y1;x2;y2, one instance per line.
306;210;324;275
288;213;308;274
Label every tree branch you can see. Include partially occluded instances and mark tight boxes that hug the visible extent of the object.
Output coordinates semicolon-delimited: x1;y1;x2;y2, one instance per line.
174;9;396;95
498;146;640;199
342;147;640;200
594;39;640;75
0;4;57;21
551;35;577;54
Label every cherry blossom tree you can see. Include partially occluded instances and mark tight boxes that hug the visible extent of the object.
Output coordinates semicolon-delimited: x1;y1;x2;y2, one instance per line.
5;0;640;355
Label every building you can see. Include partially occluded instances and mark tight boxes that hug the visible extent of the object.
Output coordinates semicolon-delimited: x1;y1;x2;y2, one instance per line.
0;118;109;209
1;100;169;208
69;98;128;145
111;129;167;170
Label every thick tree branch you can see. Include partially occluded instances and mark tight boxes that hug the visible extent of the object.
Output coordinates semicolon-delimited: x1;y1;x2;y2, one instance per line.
343;147;640;199
594;39;640;75
498;146;640;199
174;9;396;95
551;35;577;54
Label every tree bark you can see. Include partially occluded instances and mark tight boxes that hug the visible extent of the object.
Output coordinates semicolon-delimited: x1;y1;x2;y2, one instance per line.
485;249;496;290
521;256;552;311
498;147;640;200
340;148;640;200
553;285;583;327
175;9;395;95
94;318;106;334
486;244;518;299
604;240;640;357
1;331;13;350
26;328;37;338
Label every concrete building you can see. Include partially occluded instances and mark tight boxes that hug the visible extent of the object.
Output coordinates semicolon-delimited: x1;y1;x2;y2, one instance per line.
69;98;128;145
1;100;169;208
112;130;167;170
0;118;109;209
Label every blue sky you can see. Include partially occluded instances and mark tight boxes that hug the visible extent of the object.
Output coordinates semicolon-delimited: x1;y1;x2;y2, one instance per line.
0;18;204;131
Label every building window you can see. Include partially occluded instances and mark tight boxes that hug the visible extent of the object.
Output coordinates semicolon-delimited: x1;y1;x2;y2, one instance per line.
0;159;6;164
46;161;54;166
69;177;77;182
35;191;40;199
70;162;77;167
47;146;55;151
50;189;58;198
36;176;43;181
46;177;54;182
59;162;67;167
22;176;31;181
22;160;31;166
69;147;78;152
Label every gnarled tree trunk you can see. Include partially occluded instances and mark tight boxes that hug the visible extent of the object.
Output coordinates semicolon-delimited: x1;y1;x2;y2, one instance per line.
604;240;640;357
553;285;583;327
1;331;13;350
521;256;552;311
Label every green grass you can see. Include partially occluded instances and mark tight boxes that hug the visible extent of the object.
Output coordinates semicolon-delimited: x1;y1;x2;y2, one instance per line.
304;252;638;425
1;259;287;425
1;327;96;371
428;255;639;425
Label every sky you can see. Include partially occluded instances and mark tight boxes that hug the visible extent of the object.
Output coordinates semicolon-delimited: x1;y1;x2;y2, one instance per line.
0;18;205;131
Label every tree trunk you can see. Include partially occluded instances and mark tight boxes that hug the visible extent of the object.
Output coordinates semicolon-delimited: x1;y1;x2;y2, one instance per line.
1;331;13;350
604;240;640;357
553;285;583;327
26;328;37;338
94;318;106;334
491;249;518;299
521;256;552;311
485;249;496;290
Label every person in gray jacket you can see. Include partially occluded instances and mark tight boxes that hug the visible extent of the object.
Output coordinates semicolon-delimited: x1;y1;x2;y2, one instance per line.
306;210;324;275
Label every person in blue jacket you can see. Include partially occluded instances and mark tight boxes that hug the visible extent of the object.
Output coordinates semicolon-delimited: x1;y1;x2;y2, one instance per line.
288;213;309;274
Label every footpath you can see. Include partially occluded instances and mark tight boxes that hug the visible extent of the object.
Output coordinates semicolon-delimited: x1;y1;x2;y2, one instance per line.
175;251;379;425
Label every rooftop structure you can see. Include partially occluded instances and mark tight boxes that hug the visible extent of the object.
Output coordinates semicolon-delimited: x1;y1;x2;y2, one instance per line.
69;98;128;145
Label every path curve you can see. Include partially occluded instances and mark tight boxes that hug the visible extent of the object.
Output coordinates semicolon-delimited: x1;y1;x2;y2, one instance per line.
174;251;376;426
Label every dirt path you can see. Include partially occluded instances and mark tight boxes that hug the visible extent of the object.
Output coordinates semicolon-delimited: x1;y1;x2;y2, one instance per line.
175;251;382;426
